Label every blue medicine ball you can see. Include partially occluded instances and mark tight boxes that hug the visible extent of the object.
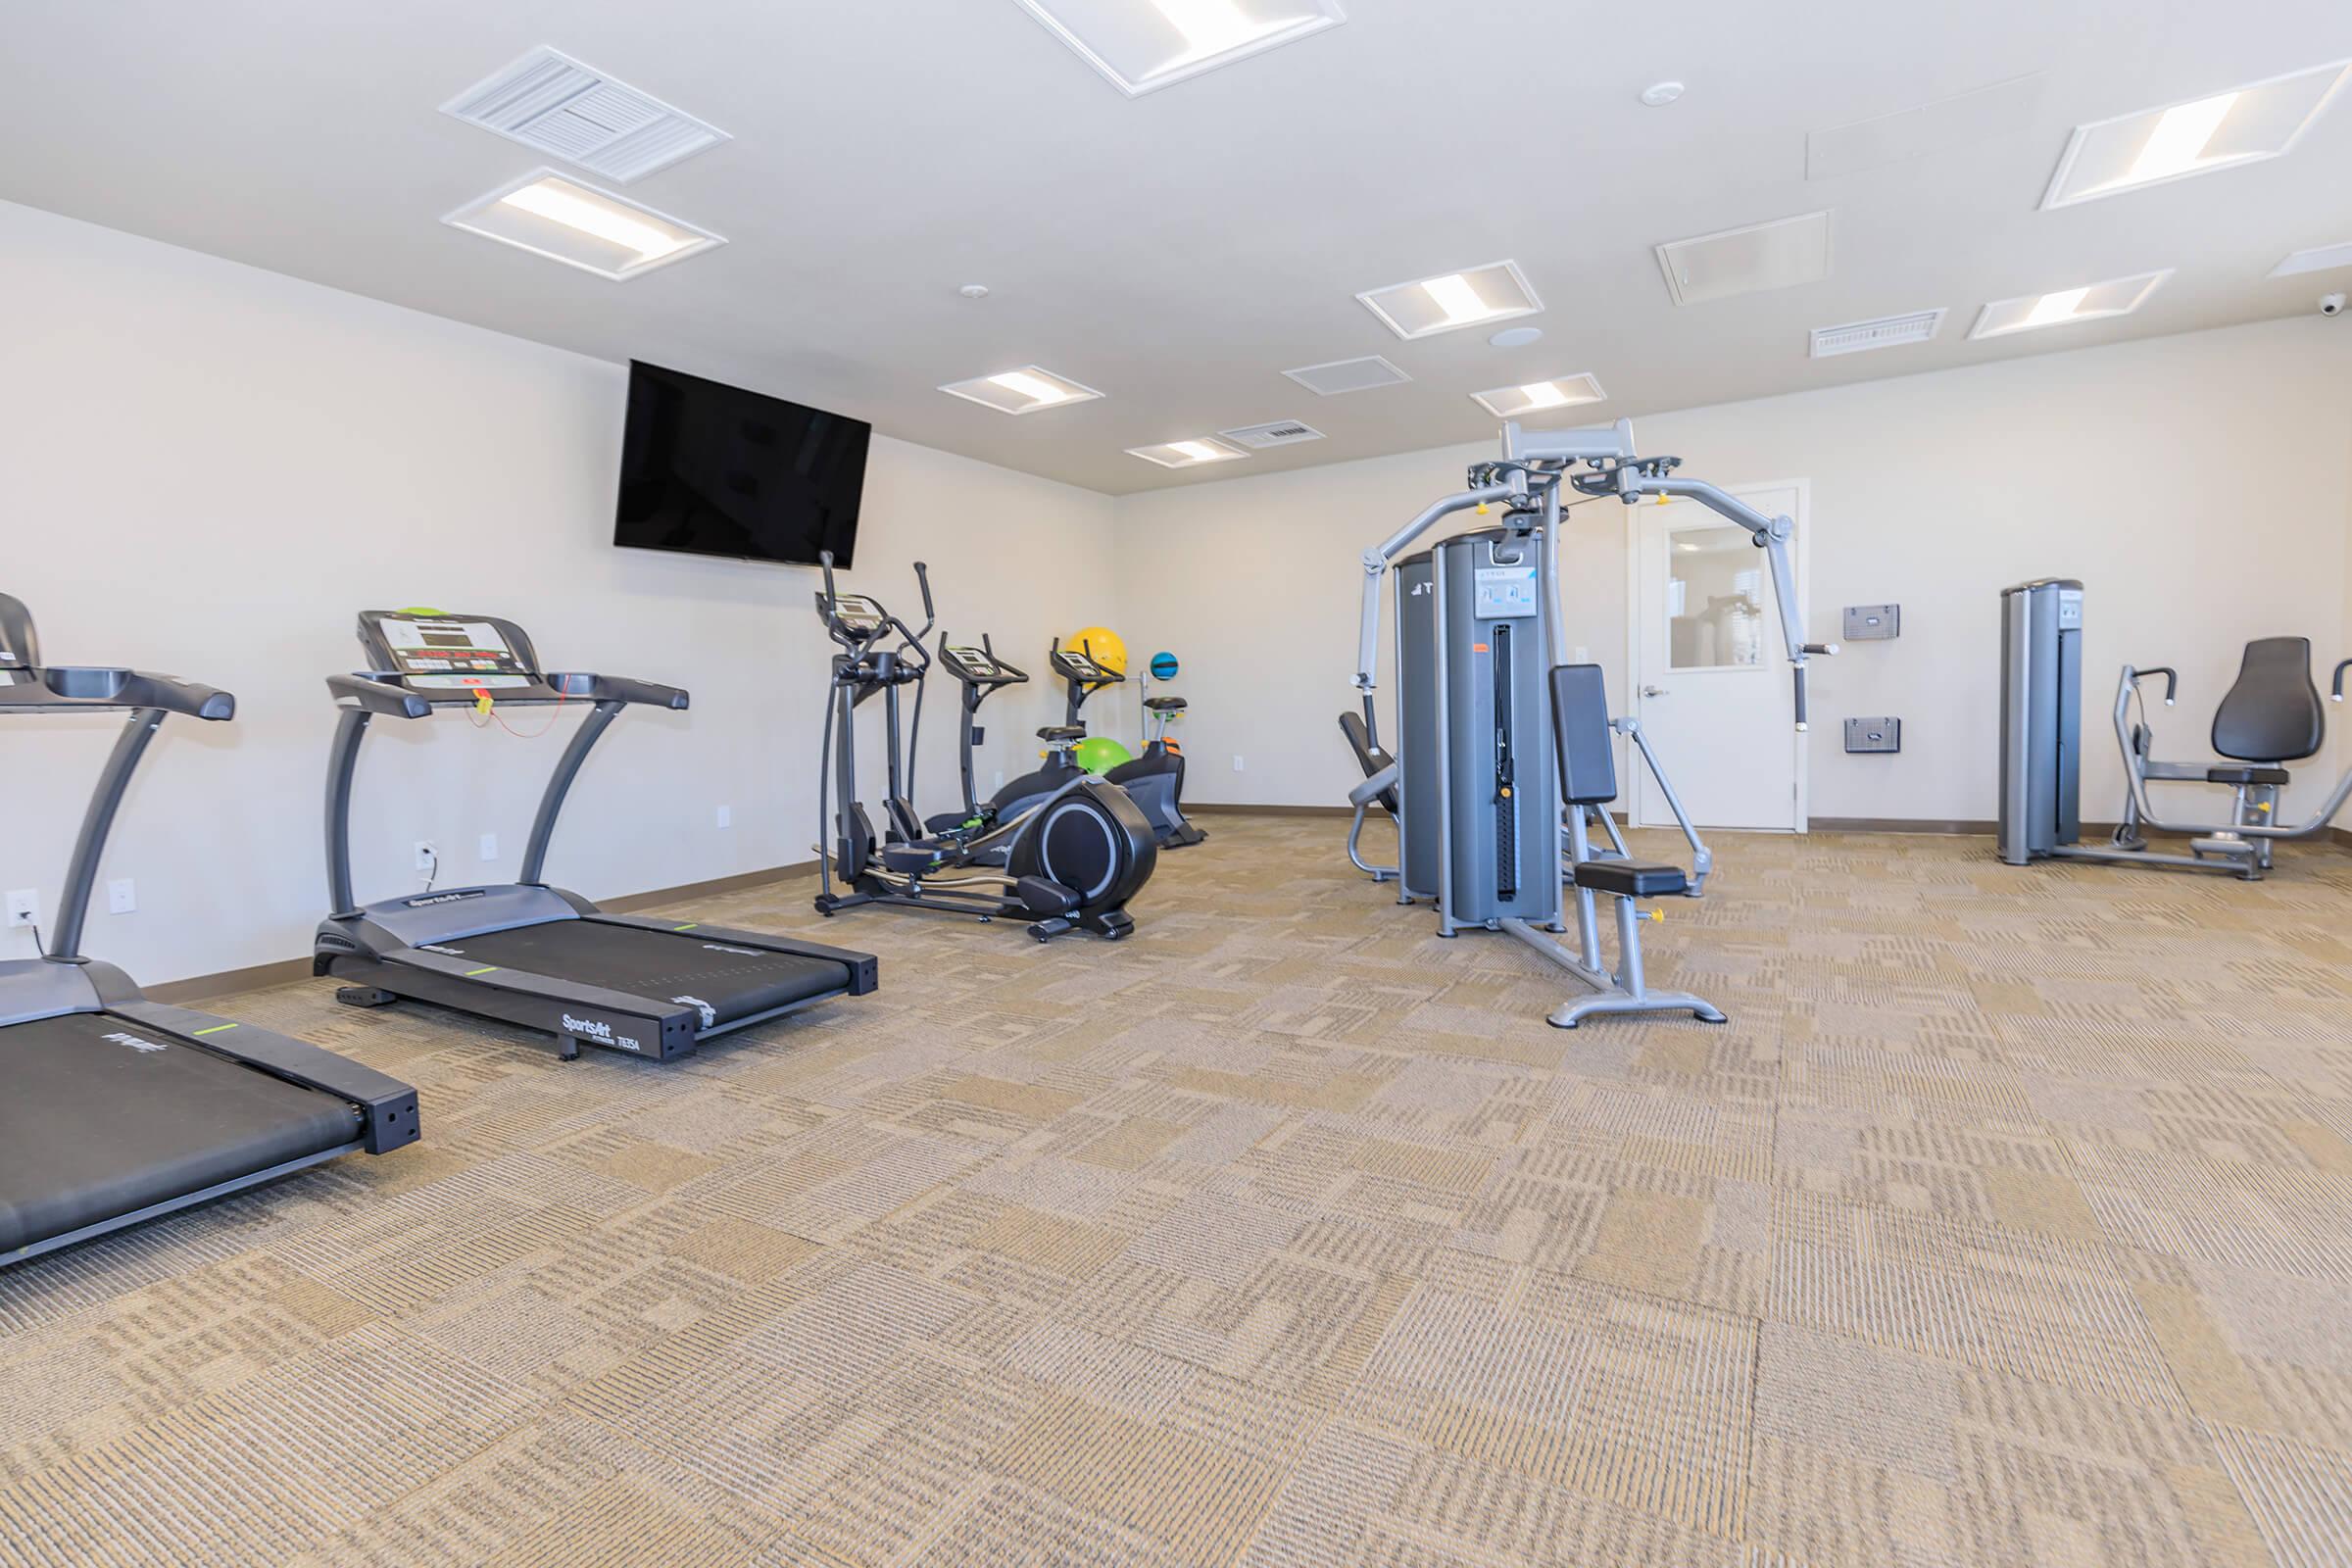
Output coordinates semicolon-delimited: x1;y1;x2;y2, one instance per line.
1149;652;1179;680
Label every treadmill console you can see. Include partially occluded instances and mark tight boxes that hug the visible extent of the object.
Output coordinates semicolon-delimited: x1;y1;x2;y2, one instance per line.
358;610;540;691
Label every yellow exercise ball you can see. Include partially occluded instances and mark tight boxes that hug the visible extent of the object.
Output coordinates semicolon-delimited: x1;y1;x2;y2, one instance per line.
1067;625;1127;676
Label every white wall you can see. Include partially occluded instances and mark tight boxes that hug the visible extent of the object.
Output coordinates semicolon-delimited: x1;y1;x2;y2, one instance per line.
1114;317;2352;826
0;200;1119;984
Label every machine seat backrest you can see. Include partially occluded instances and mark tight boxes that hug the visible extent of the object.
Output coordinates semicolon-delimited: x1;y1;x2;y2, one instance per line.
1550;664;1619;807
1337;711;1399;816
2211;637;2324;762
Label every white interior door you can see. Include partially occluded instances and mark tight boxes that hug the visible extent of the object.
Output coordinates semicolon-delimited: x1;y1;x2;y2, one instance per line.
1627;484;1806;831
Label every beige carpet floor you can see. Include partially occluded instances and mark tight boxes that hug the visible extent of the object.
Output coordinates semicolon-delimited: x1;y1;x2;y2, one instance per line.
3;816;2349;1567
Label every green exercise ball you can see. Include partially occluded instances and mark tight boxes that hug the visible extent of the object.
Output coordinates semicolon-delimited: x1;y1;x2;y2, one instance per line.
1073;736;1134;775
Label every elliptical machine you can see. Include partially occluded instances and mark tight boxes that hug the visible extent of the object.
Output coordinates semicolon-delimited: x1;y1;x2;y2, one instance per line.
1049;637;1208;850
924;631;1031;840
812;555;1156;941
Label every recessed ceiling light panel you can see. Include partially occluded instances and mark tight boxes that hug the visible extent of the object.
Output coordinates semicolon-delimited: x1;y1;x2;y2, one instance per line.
1969;270;2170;339
442;47;730;183
1656;213;1832;307
1358;261;1543;340
2041;60;2349;208
443;171;723;280
1810;309;1946;358
1009;0;1346;97
2270;240;2352;278
1282;356;1411;396
1127;436;1250;468
1469;375;1607;418
939;366;1106;415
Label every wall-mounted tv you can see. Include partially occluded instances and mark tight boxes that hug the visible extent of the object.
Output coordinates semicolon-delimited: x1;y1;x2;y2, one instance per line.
614;361;871;568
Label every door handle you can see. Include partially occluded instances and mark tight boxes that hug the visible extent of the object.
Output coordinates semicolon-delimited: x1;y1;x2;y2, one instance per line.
1642;685;1670;698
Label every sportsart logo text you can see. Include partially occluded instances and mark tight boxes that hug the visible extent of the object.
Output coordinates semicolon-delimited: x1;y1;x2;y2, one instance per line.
419;944;466;956
405;890;485;907
701;945;761;957
103;1031;168;1054
561;1014;643;1053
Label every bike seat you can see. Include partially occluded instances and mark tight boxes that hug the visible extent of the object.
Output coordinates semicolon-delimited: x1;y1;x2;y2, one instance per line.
1037;725;1085;742
1145;697;1188;712
882;844;941;874
1571;858;1688;899
2205;765;2290;786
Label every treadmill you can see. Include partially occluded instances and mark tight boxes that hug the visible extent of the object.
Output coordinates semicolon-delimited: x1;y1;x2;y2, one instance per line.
1;593;418;1267
314;609;878;1060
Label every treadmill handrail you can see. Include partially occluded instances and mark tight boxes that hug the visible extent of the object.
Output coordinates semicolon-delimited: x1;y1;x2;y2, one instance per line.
0;666;233;721
327;672;433;719
327;670;687;714
548;671;690;710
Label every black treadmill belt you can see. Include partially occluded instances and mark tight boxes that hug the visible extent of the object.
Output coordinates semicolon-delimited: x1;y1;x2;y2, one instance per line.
424;920;847;1025
0;1011;361;1254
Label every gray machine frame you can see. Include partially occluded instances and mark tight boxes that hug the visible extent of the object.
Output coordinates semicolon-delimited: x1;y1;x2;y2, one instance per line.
1351;421;1828;1027
1999;578;2352;878
316;611;876;1059
2;592;417;1265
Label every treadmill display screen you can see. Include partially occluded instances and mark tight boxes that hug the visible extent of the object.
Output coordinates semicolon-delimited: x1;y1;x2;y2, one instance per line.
380;618;534;690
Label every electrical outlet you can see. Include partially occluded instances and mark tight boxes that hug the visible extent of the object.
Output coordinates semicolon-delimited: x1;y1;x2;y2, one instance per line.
108;878;137;914
478;833;499;862
1572;645;1590;663
415;841;437;872
1233;755;1245;772
993;770;1004;789
714;805;732;829
6;889;36;929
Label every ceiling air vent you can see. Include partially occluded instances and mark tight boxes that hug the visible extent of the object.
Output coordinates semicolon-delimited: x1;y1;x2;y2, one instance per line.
1219;419;1325;449
443;48;730;184
1283;356;1411;397
1655;211;1832;306
1809;309;1946;359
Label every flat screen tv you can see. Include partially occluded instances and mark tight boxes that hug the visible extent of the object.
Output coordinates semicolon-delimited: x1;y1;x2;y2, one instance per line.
614;361;871;567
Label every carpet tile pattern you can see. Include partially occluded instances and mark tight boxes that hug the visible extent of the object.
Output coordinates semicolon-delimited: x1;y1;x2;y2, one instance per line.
2;817;2348;1566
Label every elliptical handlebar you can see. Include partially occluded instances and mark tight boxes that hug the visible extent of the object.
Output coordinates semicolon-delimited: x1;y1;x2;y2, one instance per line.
911;561;937;630
2332;659;2349;703
812;551;932;675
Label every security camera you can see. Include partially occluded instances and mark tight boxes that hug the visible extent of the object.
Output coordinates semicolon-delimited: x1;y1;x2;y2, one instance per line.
2324;293;2347;318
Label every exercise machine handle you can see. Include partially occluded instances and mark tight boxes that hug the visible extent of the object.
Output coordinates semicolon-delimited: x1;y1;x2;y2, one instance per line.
910;561;937;633
813;549;853;646
2130;665;2180;705
2333;658;2350;702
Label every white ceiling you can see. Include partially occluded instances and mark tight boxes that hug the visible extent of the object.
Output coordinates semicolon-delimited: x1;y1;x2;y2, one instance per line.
3;0;2348;495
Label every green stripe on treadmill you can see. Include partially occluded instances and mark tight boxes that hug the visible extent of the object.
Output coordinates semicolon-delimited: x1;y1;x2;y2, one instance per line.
465;965;500;976
673;923;698;931
192;1022;239;1036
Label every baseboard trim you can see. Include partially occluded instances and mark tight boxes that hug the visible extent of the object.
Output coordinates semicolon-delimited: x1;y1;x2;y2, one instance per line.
147;859;820;1005
600;858;816;914
1186;803;1354;819
1810;817;1994;836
